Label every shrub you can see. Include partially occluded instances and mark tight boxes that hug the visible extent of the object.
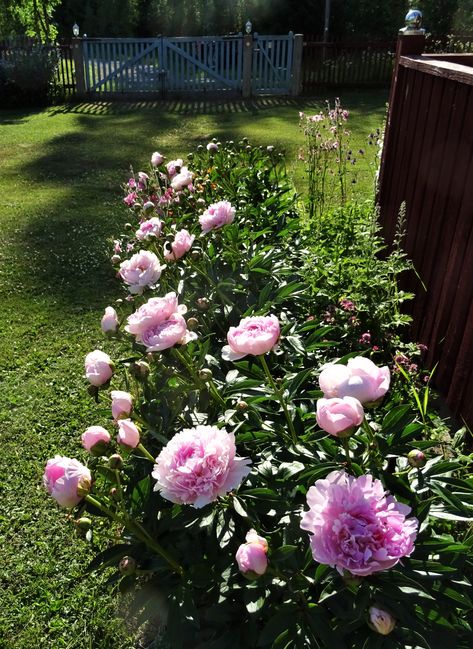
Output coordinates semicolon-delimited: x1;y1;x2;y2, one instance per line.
0;43;58;106
44;139;473;648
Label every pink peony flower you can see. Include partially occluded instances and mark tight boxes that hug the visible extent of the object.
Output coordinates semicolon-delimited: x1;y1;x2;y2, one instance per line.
138;171;149;184
43;456;91;508
151;151;165;166
124;191;137;206
135;217;163;241
138;313;196;352
101;306;119;334
117;419;140;448
170;166;193;191
85;350;114;386
81;426;111;453
368;607;396;635
119;250;165;294
152;425;251;508
125;292;183;336
164;229;195;261
300;470;418;577
166;159;183;177
111;390;133;420
319;357;390;405
236;529;269;577
199;200;235;234
222;315;280;361
316;396;364;437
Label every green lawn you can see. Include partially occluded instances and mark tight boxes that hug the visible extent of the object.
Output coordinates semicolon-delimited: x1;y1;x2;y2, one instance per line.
0;89;388;649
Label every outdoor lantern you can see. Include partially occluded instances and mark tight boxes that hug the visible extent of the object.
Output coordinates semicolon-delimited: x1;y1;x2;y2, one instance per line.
72;23;80;37
404;9;423;31
245;20;252;34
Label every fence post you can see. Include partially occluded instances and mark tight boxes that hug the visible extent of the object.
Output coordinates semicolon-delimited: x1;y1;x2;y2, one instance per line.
242;33;253;98
290;34;304;96
378;9;425;203
71;37;86;97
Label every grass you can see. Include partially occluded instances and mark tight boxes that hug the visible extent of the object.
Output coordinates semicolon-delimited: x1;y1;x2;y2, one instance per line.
0;89;388;649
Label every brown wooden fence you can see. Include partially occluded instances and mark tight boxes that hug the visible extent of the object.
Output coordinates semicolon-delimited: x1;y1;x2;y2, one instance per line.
0;37;75;100
378;33;473;428
302;40;396;92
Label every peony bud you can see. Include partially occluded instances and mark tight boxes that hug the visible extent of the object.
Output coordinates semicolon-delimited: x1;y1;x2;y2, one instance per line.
151;151;164;166
111;254;121;265
43;456;92;508
111;390;133;420
316;396;364;438
236;400;248;411
187;317;199;331
407;449;426;468
236;529;269;579
117;419;140;449
119;556;137;575
368;606;396;635
109;454;124;470
81;426;111;455
131;360;150;380
196;297;210;311
198;368;212;382
85;350;114;387
75;517;92;531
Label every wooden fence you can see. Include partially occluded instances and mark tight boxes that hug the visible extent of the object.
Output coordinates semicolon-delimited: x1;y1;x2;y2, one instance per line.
302;40;396;91
378;33;473;428
0;38;76;99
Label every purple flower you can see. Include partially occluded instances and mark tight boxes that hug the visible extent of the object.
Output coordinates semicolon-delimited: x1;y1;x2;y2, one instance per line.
300;470;418;577
152;425;251;508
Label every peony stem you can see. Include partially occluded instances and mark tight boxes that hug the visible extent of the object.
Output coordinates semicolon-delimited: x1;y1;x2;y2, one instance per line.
342;437;352;469
361;418;377;447
259;355;298;445
136;443;156;463
85;494;184;576
173;347;226;408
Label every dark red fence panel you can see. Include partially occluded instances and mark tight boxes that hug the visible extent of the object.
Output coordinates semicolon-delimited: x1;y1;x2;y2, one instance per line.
378;46;473;426
302;40;395;93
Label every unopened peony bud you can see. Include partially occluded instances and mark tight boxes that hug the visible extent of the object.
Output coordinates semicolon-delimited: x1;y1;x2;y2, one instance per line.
117;419;140;448
237;400;248;411
196;297;210;311
131;360;150;379
81;426;111;455
101;306;119;335
407;449;426;468
236;529;269;579
187;317;199;331
143;201;155;212
198;368;212;382
109;487;119;500
85;350;114;387
190;250;201;261
368;606;396;635
109;454;124;470
125;222;133;229
119;556;137;575
111;254;121;265
76;517;92;531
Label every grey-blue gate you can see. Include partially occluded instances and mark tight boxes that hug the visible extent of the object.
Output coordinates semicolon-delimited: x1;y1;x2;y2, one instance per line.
80;34;295;96
252;33;294;94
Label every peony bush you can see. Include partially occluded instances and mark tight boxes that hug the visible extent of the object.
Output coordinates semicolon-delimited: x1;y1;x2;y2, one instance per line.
44;137;472;648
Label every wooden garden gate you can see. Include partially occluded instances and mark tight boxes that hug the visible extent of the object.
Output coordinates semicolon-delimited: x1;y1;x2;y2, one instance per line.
74;33;301;97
